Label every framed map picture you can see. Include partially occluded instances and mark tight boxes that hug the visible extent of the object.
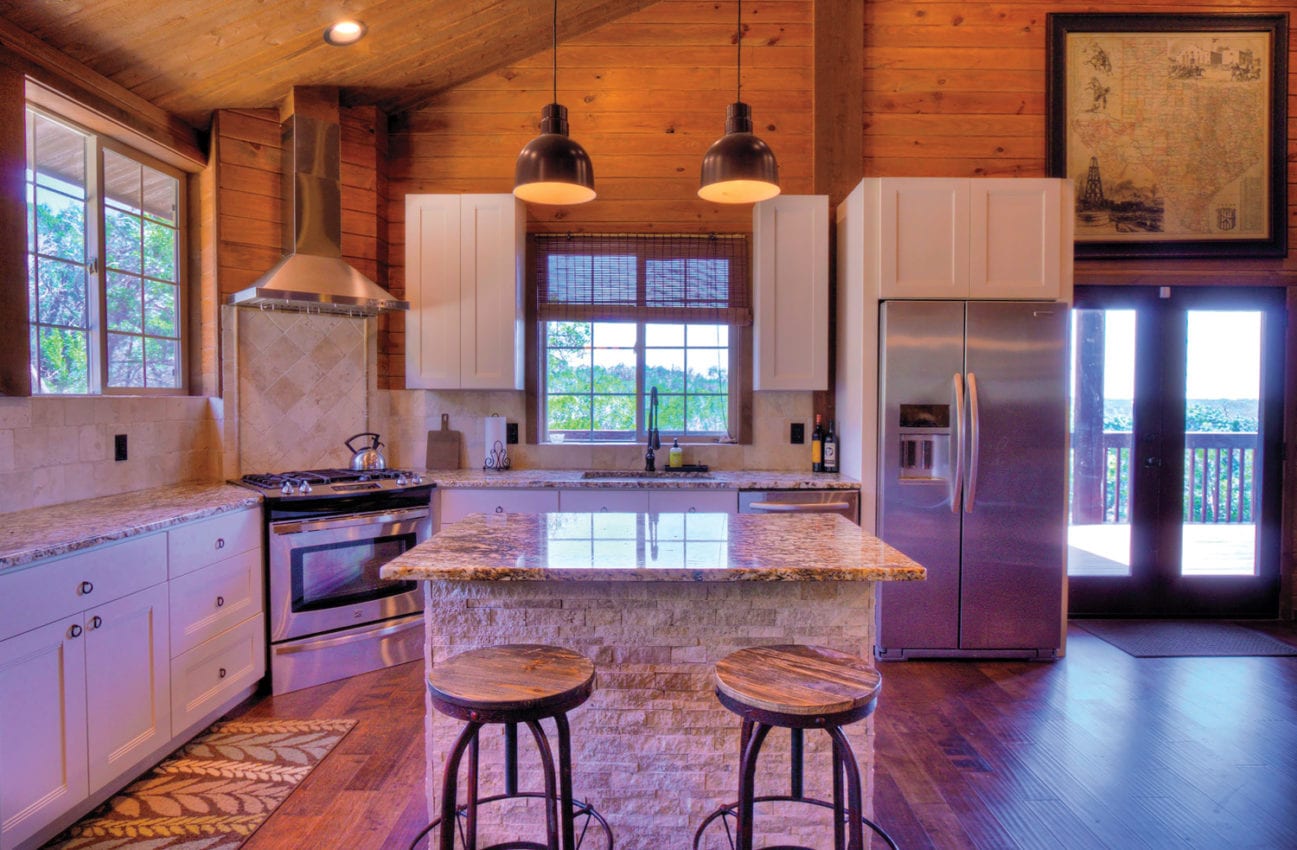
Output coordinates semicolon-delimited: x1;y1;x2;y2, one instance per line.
1047;14;1288;259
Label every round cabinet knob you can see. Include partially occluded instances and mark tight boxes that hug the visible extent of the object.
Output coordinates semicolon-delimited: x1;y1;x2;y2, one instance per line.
79;580;94;595
216;595;225;608
68;624;83;639
215;537;226;550
90;615;102;630
218;667;227;679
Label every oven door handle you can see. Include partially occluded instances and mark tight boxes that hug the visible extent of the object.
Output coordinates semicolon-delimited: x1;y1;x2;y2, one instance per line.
271;507;431;536
745;501;855;513
273;613;424;653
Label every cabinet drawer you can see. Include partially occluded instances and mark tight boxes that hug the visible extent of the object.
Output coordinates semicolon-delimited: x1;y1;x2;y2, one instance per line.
439;489;559;525
0;533;167;643
169;549;263;657
170;616;265;737
648;490;738;514
168;508;261;578
559;489;650;513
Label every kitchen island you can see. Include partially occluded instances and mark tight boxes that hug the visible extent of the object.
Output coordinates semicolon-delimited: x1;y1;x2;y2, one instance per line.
381;511;923;849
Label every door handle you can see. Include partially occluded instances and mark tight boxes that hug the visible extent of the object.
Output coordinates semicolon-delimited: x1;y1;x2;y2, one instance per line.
951;373;964;513
966;371;980;513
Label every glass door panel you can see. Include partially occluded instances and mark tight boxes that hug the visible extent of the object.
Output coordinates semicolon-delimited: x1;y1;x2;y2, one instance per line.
1068;308;1135;577
1181;311;1261;577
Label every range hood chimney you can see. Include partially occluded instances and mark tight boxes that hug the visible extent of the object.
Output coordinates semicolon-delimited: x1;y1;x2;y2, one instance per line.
227;87;407;316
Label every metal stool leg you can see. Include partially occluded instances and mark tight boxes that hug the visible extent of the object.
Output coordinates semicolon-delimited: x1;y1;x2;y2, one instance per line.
553;712;578;850
525;718;561;850
832;735;846;850
828;725;865;850
736;722;773;850
466;732;480;849
439;720;483;850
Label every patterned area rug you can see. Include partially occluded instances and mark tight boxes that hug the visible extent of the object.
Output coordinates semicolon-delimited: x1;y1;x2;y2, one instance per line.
1075;620;1297;658
44;718;356;849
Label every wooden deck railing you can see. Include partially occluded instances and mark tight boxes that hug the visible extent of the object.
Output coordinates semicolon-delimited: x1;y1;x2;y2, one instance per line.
1082;432;1256;524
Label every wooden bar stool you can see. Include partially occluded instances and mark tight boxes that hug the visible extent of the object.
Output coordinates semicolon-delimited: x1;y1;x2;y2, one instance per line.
411;643;613;850
693;645;899;850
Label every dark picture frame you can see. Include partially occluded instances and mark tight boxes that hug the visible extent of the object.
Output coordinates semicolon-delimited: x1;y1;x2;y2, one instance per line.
1046;13;1288;259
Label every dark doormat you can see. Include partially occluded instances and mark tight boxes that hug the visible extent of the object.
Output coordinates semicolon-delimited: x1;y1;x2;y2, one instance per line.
1073;619;1297;658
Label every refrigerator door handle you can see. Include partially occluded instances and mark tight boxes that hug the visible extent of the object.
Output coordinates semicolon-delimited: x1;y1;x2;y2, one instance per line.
951;372;965;513
966;371;980;513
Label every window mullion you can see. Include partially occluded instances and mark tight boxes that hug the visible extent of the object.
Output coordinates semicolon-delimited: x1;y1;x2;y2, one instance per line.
87;135;106;394
635;321;646;443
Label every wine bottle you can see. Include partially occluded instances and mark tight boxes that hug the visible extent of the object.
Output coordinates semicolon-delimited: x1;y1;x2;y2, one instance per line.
824;419;839;473
811;414;825;472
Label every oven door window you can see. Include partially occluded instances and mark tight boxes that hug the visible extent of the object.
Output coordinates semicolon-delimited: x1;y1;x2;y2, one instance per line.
291;532;418;611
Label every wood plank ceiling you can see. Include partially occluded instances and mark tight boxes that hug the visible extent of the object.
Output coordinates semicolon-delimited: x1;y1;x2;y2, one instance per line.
0;0;659;127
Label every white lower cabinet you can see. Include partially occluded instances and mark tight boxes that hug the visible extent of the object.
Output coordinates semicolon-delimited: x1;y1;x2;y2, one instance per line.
647;490;737;514
83;583;171;794
0;618;88;850
0;507;265;850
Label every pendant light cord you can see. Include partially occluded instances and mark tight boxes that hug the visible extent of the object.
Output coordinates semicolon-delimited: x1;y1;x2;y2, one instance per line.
552;0;559;105
735;0;742;102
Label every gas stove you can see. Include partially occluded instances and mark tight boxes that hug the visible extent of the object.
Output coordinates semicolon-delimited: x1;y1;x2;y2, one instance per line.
238;467;428;498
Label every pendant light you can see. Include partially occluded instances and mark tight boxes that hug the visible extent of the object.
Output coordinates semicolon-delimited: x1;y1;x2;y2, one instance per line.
698;0;780;204
514;0;596;205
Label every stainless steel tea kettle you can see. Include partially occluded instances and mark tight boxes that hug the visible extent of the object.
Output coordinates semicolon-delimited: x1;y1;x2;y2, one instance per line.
345;432;387;471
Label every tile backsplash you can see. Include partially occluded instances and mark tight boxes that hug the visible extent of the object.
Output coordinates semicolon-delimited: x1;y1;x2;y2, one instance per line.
0;395;222;514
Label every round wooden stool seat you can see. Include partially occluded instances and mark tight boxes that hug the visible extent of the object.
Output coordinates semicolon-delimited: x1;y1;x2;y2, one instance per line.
428;643;596;723
715;644;882;727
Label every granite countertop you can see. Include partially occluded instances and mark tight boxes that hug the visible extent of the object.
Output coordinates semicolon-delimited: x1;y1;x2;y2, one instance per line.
0;483;262;571
424;469;860;491
381;511;925;583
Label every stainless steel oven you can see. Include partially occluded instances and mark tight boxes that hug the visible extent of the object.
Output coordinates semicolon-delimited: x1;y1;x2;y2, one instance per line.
239;469;434;695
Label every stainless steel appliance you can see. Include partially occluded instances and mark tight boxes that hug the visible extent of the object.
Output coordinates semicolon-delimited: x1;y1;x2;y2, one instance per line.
238;468;434;694
876;300;1067;660
739;489;860;524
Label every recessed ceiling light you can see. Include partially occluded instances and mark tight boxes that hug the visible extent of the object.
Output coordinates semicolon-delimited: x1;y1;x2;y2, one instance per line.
323;19;367;46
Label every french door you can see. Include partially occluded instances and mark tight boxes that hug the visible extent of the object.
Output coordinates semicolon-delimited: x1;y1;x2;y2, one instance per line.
1067;286;1284;617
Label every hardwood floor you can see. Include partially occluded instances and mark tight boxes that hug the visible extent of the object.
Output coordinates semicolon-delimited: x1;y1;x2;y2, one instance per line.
226;622;1297;849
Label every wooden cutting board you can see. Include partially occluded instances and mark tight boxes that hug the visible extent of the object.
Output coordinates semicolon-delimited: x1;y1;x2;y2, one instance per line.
425;414;462;470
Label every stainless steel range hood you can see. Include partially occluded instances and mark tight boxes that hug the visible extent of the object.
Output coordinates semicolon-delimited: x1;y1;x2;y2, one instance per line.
228;88;407;316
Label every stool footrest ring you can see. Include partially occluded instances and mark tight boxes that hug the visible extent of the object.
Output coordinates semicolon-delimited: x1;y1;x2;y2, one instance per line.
409;792;613;850
692;795;899;850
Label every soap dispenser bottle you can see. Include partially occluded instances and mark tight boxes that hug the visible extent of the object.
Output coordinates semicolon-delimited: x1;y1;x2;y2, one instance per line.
668;438;683;468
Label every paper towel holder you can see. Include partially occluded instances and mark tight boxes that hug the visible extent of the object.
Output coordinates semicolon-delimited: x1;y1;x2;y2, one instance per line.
483;413;512;472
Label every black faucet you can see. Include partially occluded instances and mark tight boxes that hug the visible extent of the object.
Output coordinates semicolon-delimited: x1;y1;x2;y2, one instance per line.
645;386;661;471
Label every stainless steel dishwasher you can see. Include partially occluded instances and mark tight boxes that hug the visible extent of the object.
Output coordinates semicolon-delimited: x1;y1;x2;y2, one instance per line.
738;489;860;524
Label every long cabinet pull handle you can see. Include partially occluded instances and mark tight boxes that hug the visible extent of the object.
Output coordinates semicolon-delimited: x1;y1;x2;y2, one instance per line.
951;373;965;514
966;371;981;514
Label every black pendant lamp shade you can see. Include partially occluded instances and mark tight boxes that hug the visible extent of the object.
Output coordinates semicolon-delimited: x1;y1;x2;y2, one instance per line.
514;2;595;205
698;0;780;204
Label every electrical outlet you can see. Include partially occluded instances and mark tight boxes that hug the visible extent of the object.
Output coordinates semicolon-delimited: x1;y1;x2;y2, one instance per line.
790;422;805;445
506;422;518;444
114;434;128;461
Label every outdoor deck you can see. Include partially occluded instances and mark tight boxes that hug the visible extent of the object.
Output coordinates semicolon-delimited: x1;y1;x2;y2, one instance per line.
1068;522;1256;577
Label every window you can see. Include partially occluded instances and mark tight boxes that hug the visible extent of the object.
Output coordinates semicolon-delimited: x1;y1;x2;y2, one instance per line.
535;234;749;442
26;106;184;394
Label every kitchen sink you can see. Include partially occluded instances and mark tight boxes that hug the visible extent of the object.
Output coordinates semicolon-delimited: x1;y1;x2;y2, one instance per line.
579;470;714;480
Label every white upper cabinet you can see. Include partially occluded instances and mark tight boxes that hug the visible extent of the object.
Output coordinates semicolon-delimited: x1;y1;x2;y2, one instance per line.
752;194;829;390
405;194;525;390
872;178;1073;302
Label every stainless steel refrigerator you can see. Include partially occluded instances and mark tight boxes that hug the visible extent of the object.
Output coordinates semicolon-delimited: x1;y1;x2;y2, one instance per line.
876;300;1068;659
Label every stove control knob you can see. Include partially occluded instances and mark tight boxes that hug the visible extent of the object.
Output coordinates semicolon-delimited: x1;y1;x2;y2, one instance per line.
298;481;312;495
280;481;294;496
411;473;423;484
395;473;408;486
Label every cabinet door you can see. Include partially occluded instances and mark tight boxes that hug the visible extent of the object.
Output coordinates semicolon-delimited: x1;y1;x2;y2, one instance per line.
969;179;1065;300
559;489;651;513
877;178;970;299
439;489;560;525
0;618;88;850
460;194;525;390
405;194;463;389
84;583;170;794
753;195;828;390
648;490;738;515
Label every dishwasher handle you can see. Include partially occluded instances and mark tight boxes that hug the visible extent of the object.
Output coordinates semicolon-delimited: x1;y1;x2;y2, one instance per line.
745;501;855;514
